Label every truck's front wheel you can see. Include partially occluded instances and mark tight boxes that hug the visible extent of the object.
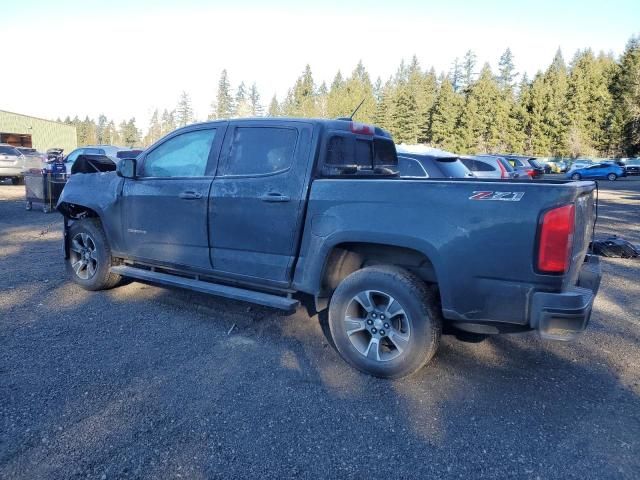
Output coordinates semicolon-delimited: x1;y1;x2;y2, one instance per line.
67;219;121;291
328;266;441;379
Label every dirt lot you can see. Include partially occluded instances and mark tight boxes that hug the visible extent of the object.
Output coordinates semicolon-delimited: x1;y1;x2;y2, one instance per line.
1;178;639;479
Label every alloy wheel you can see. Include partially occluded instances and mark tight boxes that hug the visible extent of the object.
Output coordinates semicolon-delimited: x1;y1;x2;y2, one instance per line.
343;290;411;362
69;232;98;280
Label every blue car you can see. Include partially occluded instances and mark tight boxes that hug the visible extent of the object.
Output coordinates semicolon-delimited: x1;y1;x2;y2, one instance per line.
567;162;626;181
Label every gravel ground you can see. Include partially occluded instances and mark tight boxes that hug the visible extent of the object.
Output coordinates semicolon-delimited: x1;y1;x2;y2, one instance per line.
1;177;639;479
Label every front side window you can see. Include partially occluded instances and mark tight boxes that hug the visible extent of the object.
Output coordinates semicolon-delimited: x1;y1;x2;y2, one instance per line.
143;129;216;177
222;127;297;176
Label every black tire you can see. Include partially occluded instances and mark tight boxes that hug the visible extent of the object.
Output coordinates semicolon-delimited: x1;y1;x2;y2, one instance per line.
25;201;32;211
66;218;121;291
571;173;581;180
328;265;442;379
607;173;617;181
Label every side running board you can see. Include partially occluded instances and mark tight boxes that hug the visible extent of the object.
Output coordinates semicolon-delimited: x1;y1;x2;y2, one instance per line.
110;265;299;311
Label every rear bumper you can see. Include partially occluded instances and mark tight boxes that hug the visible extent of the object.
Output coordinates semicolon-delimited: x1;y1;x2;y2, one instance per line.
530;255;602;341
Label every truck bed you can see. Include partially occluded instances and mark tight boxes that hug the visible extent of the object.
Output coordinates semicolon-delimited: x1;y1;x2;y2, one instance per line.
294;177;596;327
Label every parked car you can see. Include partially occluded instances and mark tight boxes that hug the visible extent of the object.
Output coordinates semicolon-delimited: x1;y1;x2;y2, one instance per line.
623;158;640;176
0;143;27;184
554;160;568;173
58;118;601;379
501;155;545;179
64;145;131;174
460;155;519;179
396;148;474;179
568;159;593;171
567;162;626;181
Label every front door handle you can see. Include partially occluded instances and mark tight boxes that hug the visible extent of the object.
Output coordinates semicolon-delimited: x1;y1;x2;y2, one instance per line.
259;192;290;203
179;191;202;200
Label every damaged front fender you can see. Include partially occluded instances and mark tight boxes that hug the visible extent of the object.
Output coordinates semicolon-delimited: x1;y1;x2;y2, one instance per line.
57;172;125;253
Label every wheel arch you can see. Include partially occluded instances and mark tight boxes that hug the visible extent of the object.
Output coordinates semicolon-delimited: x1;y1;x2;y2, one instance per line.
312;240;441;311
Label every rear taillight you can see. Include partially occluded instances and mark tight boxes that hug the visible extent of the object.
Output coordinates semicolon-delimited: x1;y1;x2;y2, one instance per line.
537;204;575;274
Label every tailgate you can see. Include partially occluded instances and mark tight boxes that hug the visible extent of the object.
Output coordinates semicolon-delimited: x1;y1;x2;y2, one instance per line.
565;188;596;288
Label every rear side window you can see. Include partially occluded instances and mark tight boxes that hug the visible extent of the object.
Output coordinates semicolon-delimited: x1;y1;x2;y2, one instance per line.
463;159;495;172
143;129;216;177
398;156;428;178
222;127;297;176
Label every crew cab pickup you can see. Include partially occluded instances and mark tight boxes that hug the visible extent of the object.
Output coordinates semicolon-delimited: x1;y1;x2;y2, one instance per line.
58;118;602;378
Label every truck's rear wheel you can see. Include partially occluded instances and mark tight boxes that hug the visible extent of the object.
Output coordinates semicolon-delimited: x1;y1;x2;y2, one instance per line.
67;219;121;291
328;266;441;379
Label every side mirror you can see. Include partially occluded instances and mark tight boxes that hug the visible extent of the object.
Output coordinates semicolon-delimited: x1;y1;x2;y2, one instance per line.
117;158;136;179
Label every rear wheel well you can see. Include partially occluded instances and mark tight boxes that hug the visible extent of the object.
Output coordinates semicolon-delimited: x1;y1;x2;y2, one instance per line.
320;243;438;297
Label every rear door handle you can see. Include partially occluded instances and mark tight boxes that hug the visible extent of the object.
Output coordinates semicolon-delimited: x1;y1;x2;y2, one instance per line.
259;192;290;203
179;191;202;200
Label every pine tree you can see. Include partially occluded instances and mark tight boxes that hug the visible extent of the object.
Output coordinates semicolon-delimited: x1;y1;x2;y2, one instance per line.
374;77;395;133
543;49;570;156
284;64;318;117
429;77;463;151
104;120;118;145
462;50;477;90
144;109;163;146
525;72;552;155
392;83;419;144
267;95;280;117
450;58;463;92
176;91;194;127
341;61;376;122
249;83;263;117
565;49;614;158
317;82;329;118
121;118;141;147
327;70;346;118
96;114;108;144
160;109;176;136
610;35;640;156
212;69;234;119
498;48;518;91
233;82;251;117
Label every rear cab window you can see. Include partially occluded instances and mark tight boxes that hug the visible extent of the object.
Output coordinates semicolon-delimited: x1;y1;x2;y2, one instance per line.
321;127;397;176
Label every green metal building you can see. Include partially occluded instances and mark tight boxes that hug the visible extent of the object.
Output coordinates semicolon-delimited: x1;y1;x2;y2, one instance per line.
0;110;77;153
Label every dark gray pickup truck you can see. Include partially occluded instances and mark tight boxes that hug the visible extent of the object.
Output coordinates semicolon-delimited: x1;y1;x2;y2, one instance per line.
58;118;602;378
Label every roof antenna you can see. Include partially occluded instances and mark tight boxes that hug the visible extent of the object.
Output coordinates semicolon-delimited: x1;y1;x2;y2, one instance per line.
348;98;366;120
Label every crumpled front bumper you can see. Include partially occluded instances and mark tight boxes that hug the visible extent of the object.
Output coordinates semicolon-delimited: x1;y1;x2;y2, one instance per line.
530;255;602;341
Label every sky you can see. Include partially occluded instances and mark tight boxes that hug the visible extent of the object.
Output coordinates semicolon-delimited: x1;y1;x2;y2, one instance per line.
1;0;639;129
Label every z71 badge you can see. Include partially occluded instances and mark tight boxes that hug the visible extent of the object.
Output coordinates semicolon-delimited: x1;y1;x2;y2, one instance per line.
469;191;525;201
